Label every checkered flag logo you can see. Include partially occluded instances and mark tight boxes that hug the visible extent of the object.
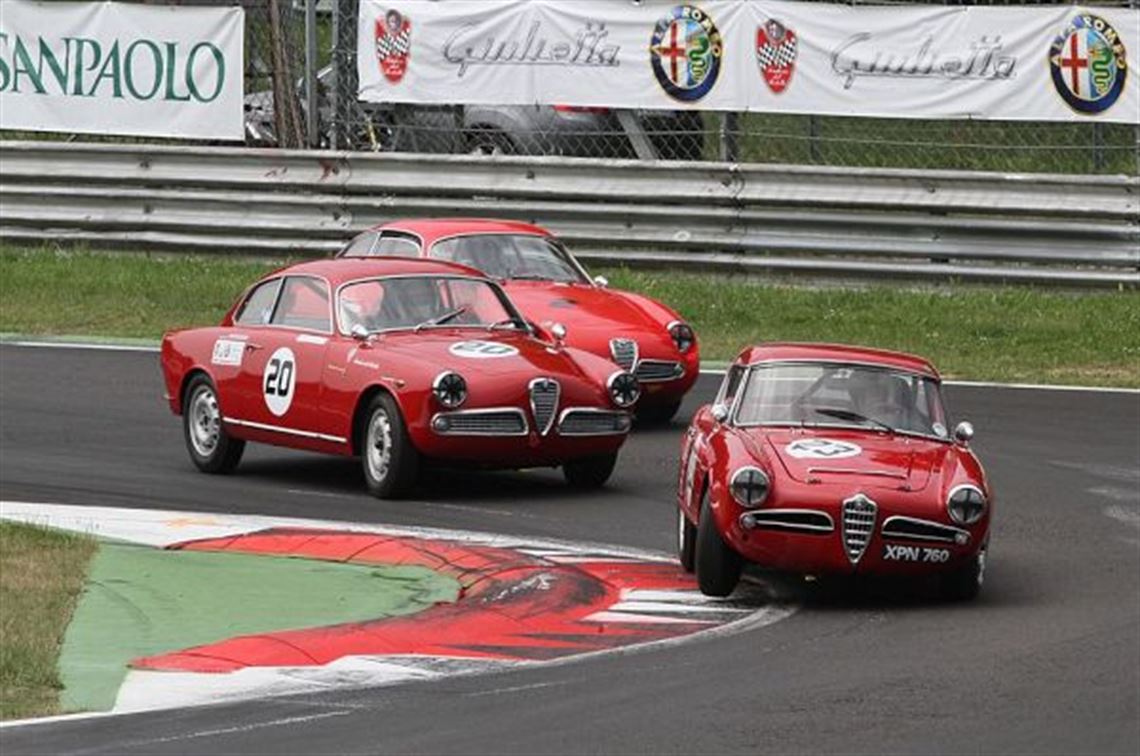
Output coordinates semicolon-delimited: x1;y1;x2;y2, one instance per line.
376;27;410;59
375;12;412;84
756;21;797;94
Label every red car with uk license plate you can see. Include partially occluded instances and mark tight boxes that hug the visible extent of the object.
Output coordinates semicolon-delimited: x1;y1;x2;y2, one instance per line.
339;218;699;423
677;343;992;600
160;258;641;498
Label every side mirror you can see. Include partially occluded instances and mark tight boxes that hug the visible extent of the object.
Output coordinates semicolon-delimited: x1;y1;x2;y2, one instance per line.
954;421;974;445
350;324;371;342
711;404;729;423
593;275;609;288
550;322;567;344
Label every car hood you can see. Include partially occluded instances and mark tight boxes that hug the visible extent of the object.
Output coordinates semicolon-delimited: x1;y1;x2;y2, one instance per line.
761;428;950;493
372;328;584;378
502;281;669;342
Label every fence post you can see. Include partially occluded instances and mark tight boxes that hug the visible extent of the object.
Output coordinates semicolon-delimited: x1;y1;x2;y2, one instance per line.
809;115;822;164
304;0;318;148
720;113;739;162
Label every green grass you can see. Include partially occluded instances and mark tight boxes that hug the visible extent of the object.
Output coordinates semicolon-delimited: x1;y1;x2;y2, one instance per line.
0;522;97;720
1;246;1137;387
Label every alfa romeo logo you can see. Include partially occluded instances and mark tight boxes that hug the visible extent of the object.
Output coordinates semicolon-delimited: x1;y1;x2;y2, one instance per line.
1048;14;1128;115
785;438;862;460
376;8;411;84
649;5;723;102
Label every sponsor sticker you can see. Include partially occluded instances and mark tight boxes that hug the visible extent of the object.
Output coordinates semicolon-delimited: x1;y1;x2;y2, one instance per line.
376;8;411;84
785;438;862;459
649;5;723;102
883;544;951;563
211;339;245;367
449;340;519;359
1048;13;1128;115
263;347;297;417
756;19;797;94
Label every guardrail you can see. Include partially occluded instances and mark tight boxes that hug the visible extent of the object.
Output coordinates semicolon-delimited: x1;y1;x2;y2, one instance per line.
1;141;1136;287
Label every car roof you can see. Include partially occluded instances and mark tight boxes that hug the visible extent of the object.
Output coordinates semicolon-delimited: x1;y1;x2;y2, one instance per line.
735;342;940;379
271;257;488;287
371;218;552;245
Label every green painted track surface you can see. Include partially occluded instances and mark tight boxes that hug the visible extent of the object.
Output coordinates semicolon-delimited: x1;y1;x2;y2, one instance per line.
59;542;460;713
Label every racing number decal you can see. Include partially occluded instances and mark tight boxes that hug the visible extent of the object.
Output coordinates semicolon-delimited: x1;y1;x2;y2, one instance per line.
263;347;297;417
449;341;520;359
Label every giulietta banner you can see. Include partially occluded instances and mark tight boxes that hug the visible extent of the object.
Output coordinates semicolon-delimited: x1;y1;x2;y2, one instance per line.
356;0;1139;124
0;0;245;139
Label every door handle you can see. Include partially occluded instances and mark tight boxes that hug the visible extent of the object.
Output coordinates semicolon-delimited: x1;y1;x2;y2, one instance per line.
245;342;263;352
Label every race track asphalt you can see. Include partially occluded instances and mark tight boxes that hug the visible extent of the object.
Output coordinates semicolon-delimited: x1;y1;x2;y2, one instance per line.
1;344;1137;755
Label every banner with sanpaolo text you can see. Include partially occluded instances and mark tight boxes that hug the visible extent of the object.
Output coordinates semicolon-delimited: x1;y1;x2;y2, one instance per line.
0;1;244;140
357;0;1138;124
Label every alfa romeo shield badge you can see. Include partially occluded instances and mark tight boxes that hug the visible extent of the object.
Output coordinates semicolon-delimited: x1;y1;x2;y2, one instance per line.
756;19;797;94
375;8;411;84
650;5;723;102
1048;13;1128;115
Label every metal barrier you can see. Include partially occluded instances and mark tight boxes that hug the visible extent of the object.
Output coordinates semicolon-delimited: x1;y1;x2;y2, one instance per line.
1;141;1136;287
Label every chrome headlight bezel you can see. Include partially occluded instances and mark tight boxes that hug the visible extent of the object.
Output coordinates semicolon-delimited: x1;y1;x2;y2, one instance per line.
432;371;468;409
730;466;770;509
607;370;641;408
947;483;987;525
667;320;695;354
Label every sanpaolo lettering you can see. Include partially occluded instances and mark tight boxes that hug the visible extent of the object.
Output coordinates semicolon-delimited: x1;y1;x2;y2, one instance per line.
0;32;227;102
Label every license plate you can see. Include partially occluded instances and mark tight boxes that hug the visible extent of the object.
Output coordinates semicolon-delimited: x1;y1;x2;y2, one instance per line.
882;544;950;563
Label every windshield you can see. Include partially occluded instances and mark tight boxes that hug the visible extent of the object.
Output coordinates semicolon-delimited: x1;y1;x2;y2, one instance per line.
337;275;523;333
734;363;949;439
430;234;587;283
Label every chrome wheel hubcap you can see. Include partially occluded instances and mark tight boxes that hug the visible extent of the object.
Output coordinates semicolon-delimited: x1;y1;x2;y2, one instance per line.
188;387;221;457
366;409;394;483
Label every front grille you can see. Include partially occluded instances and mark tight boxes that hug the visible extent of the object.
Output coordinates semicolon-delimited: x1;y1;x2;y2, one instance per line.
610;338;638;371
529;378;560;436
558;409;632;436
741;509;834;534
881;516;969;545
636;360;683;383
842;494;877;564
433;410;527;436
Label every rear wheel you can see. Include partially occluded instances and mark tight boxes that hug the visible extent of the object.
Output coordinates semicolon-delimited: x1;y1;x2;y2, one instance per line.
466;128;516;156
677;503;697;572
563;452;618;489
941;546;986;602
695;489;742;596
361;393;419;499
182;375;244;474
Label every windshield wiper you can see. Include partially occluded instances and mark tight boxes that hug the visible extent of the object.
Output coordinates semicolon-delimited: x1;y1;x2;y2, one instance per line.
813;407;897;435
486;318;522;331
504;273;553;281
414;306;467;332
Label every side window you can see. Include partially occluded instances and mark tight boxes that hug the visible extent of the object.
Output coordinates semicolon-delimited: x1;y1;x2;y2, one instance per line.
234;279;282;326
270;277;332;332
719;365;745;409
341;232;378;257
374;233;421;258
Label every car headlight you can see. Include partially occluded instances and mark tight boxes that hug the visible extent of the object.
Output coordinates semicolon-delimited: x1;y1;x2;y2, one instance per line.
947;484;986;525
730;466;769;508
432;371;467;408
607;371;641;408
668;321;695;353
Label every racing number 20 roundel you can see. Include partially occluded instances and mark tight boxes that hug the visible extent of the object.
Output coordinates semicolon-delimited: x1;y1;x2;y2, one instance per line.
650;5;723;102
1049;14;1129;115
263;347;297;417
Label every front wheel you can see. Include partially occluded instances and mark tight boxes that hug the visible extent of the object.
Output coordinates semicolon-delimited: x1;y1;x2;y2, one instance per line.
678;504;697;573
361;393;419;499
182;375;244;474
940;546;986;602
695;490;742;596
563;452;618;489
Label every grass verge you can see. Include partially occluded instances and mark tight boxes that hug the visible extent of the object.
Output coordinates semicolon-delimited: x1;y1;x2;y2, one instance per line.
1;246;1137;387
0;522;97;720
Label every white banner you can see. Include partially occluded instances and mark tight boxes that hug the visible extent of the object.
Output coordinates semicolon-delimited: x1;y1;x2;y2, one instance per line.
357;0;1139;124
0;1;245;140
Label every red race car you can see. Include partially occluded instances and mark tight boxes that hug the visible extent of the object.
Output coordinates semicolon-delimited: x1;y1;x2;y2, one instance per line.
678;343;992;600
339;219;699;423
160;258;641;498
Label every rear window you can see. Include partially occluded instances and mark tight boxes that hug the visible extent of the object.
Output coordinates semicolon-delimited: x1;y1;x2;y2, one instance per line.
270;276;332;332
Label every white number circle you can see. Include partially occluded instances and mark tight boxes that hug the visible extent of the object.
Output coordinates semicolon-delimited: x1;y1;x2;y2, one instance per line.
448;340;519;359
263;347;297;417
785;438;862;459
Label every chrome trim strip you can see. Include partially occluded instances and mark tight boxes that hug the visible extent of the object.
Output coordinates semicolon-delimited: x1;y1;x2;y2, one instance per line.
807;467;908;480
739;509;834;534
555;407;632;436
881;515;971;545
224;417;347;444
430;407;529;437
743;358;938;381
635;359;685;383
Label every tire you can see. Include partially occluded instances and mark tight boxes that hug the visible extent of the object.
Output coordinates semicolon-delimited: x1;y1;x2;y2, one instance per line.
360;393;419;499
678;503;697;573
182;374;244;474
466;128;516;156
941;546;986;602
636;399;683;426
563;452;618;489
695;489;742;597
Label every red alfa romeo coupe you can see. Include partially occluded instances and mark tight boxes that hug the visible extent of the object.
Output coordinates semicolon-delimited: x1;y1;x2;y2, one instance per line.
677;343;992;600
339;219;699;423
160;258;641;498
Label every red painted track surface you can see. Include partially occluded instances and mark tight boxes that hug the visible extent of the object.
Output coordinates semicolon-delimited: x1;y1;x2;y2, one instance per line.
133;528;706;673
